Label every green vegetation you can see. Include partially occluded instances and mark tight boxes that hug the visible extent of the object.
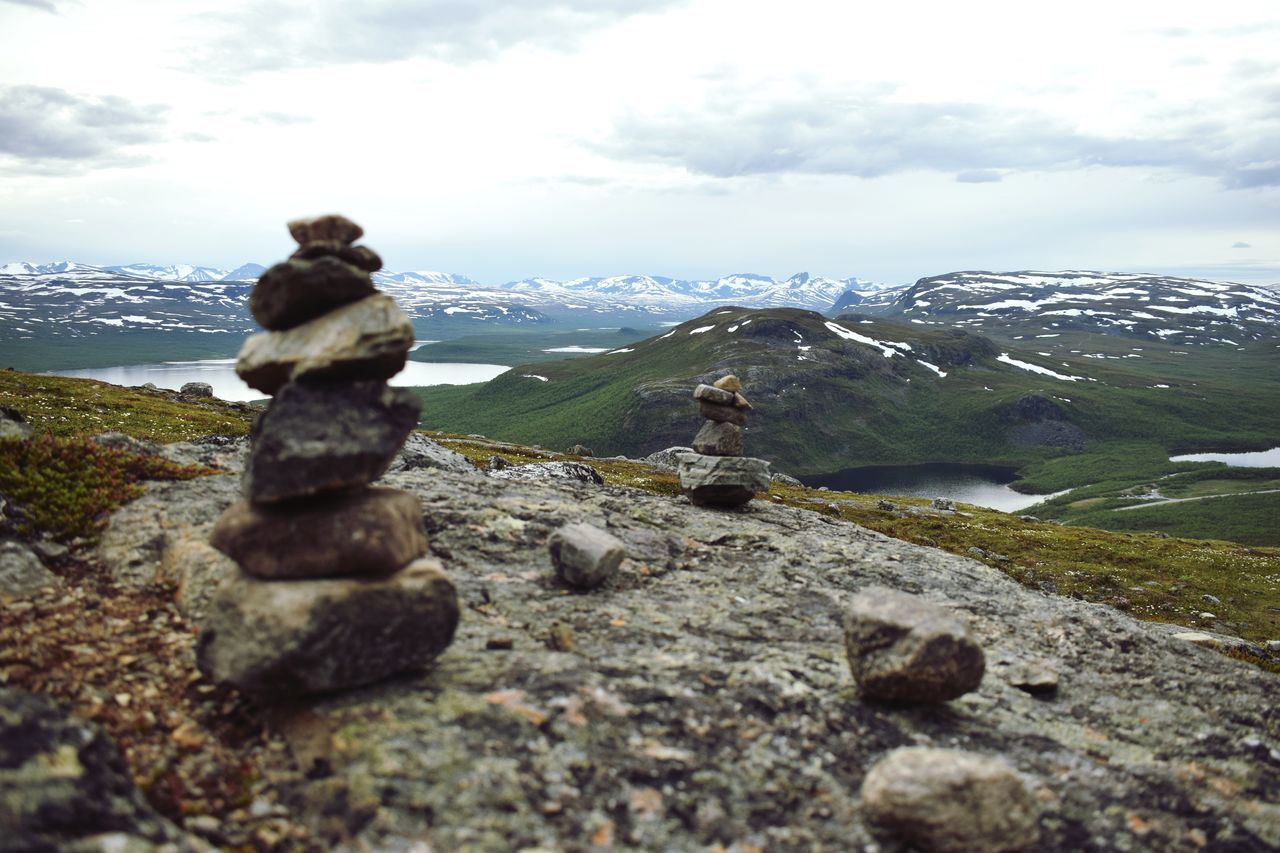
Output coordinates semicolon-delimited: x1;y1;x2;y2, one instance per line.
0;330;243;372
410;325;660;365
0;434;216;541
0;370;254;441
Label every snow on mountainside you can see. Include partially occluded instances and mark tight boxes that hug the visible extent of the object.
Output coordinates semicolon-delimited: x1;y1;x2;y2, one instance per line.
500;271;863;311
372;270;480;287
847;271;1280;346
105;264;229;283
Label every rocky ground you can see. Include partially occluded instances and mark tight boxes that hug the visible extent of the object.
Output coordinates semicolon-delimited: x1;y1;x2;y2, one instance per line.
3;437;1280;851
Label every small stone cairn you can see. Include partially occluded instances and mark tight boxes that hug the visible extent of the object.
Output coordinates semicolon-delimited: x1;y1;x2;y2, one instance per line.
198;214;459;697
676;374;771;507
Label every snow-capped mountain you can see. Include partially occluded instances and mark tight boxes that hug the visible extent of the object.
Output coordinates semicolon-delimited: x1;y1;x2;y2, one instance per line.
849;271;1280;345
499;271;864;311
222;263;267;281
104;263;230;283
372;270;480;287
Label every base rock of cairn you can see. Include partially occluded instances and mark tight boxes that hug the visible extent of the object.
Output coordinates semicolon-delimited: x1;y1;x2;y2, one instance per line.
200;214;458;697
676;375;770;507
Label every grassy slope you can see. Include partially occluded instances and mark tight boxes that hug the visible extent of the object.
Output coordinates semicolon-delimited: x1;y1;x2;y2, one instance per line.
1;368;1274;656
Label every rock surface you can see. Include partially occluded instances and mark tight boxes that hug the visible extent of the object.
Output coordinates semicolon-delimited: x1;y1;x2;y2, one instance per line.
236;293;414;395
386;431;478;476
547;522;625;589
179;382;213;398
697;399;748;426
0;688;190;850
93;457;1280;850
211;488;428;579
860;746;1040;852
242;379;420;503
488;461;605;485
0;405;32;440
196;558;459;697
250;257;376;330
0;540;58;595
843;585;985;702
676;452;771;506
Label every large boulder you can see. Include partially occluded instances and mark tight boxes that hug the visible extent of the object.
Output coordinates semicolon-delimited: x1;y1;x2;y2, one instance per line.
861;747;1040;852
236;293;414;395
195;558;459;697
211;488;428;579
676;452;771;507
843;586;985;702
242;379;421;504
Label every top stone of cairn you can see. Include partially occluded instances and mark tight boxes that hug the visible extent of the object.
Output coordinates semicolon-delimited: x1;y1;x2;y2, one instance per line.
288;214;364;247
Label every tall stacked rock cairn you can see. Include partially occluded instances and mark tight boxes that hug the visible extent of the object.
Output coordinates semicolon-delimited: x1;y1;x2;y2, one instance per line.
197;214;459;697
675;374;771;507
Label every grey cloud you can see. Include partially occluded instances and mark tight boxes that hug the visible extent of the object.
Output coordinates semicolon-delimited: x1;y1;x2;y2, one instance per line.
193;0;688;74
1;0;58;12
956;169;1002;183
595;87;1280;189
1232;241;1253;248
0;86;167;173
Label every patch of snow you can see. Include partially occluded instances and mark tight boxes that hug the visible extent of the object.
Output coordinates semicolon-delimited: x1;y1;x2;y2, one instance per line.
823;321;899;358
605;348;634;354
543;346;609;353
916;360;947;377
996;353;1088;382
521;374;549;382
689;325;715;335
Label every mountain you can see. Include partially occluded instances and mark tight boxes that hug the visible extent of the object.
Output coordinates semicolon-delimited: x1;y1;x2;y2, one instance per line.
221;263;267;281
414;305;1280;479
500;271;861;311
372;270;480;287
104;264;230;283
847;271;1280;346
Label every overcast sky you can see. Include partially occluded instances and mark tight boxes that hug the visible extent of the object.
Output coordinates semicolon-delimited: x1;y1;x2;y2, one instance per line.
1;0;1277;285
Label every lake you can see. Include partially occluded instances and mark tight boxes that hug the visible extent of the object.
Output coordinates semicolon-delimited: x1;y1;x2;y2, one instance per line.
49;359;511;403
800;462;1059;513
1169;447;1280;467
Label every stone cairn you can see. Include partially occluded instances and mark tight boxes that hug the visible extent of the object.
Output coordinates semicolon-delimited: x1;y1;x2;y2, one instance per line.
197;214;459;697
675;374;771;507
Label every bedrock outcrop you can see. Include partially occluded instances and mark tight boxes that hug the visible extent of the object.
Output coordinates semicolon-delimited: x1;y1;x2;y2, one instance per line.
94;443;1279;851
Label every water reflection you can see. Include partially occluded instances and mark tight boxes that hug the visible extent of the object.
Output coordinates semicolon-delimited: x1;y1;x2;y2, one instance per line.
800;462;1057;513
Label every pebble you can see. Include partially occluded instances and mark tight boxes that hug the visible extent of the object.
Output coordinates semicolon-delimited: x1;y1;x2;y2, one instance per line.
843;586;985;702
547;522;626;590
861;747;1040;852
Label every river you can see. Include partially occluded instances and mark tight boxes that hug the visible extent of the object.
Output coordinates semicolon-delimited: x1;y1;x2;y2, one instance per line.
48;359;511;403
800;462;1061;513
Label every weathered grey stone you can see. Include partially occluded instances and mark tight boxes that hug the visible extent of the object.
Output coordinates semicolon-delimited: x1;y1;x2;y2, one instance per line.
693;383;734;405
547;522;625;589
844;586;985;702
158;435;250;474
249;257;377;330
288;214;363;246
932;497;957;511
1005;661;1060;696
386;432;478;476
91;431;161;456
712;374;742;392
0;540;59;595
640;446;693;471
0;689;188;850
488;461;604;485
771;471;803;487
566;444;594;457
0;405;32;441
692;420;743;456
236;293;414;396
697;400;748;426
211;488;428;579
861;747;1040;852
179;382;213;398
676;452;770;506
195;558;459;696
243;379;420;504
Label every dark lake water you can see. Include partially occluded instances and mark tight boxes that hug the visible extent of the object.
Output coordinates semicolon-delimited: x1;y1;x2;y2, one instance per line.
800;462;1059;513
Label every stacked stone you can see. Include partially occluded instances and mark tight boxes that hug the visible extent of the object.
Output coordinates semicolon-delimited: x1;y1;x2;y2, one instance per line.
676;374;771;507
197;215;459;697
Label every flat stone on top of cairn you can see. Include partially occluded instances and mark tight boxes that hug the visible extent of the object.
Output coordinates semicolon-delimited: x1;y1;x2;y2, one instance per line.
200;214;457;698
676;373;770;507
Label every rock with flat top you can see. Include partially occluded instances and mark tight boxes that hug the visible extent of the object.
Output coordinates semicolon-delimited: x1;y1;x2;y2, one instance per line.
861;747;1040;852
676;452;770;507
548;522;626;589
692;421;743;456
288;214;363;246
843;586;984;702
211;488;427;579
236;293;414;395
195;558;458;696
242;379;420;504
693;384;735;405
250;257;376;330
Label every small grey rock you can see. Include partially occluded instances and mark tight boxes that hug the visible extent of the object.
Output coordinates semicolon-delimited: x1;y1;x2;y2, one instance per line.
1018;515;1039;523
771;472;803;487
693;384;735;406
1006;661;1060;696
548;522;625;589
931;497;956;511
641;446;694;471
1202;594;1222;605
861;747;1040;852
486;455;511;471
178;382;213;398
1266;640;1280;654
0;540;59;595
676;452;771;507
0;405;32;441
843;586;985;702
386;432;477;475
565;444;594;457
877;499;897;511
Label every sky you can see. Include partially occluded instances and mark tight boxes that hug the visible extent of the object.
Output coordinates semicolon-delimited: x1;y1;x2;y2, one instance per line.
0;0;1277;285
